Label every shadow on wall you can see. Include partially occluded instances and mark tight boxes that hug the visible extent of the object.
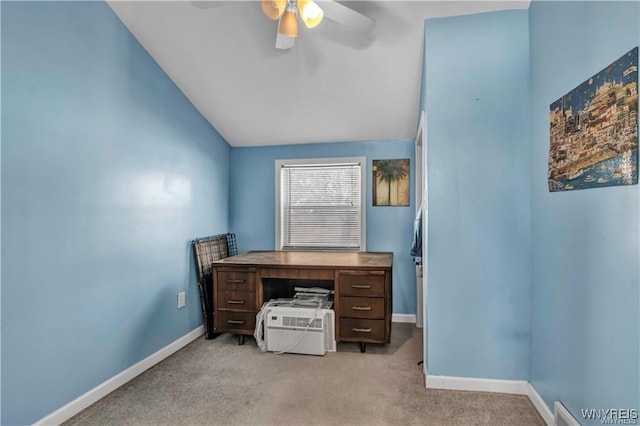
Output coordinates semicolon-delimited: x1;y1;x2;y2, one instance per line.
128;287;179;364
185;240;204;328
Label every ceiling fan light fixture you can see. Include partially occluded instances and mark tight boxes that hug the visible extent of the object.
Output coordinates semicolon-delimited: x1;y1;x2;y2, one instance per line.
298;0;323;29
278;5;298;38
261;0;287;20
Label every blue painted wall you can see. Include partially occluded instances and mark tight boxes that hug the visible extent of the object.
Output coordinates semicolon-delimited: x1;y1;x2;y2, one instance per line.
423;10;531;379
230;140;417;315
529;1;640;421
1;2;230;424
0;1;3;419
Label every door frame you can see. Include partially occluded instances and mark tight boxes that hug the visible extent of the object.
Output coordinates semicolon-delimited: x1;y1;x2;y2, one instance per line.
414;110;428;380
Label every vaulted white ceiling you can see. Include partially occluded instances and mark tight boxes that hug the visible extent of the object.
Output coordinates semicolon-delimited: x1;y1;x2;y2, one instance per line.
108;1;529;147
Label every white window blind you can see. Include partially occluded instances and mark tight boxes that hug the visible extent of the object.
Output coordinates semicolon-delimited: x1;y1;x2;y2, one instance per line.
278;159;364;251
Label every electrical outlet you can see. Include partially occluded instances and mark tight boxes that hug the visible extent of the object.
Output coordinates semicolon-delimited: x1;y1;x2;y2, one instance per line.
177;291;186;309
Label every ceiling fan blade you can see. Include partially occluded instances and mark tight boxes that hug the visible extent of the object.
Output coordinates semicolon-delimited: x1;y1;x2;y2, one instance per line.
275;31;296;50
317;0;375;34
190;1;236;9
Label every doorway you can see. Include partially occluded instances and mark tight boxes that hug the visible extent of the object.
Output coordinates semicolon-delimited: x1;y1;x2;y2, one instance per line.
414;111;428;379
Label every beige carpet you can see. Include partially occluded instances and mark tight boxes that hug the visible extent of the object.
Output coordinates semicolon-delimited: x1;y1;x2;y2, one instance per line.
65;324;544;425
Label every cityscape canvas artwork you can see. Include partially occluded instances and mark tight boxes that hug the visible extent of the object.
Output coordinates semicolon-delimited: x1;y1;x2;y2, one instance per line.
548;47;639;192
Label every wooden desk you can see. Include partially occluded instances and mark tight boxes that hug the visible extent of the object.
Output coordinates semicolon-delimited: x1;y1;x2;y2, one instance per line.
211;251;393;351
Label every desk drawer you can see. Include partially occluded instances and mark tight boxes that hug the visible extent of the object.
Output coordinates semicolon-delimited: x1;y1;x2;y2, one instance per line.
339;318;385;342
218;289;256;311
217;270;256;291
216;311;256;333
339;297;384;319
338;272;385;297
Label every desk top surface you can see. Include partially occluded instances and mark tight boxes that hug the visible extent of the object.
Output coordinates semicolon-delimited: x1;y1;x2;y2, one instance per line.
212;251;392;269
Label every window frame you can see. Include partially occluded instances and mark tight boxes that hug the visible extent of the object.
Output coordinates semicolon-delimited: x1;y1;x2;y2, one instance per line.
275;156;367;252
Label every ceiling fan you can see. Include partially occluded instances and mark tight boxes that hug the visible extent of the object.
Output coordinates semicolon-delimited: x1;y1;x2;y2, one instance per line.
264;0;375;49
193;0;376;50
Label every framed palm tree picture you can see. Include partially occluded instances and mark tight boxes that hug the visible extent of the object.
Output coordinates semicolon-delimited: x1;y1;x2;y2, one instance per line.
372;159;410;206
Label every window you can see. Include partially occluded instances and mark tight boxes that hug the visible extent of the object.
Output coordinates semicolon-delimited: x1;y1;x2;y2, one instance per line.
275;157;366;251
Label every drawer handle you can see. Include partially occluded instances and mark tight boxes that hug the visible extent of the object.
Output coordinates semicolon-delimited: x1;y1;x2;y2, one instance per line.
227;300;246;305
227;279;246;284
342;271;384;276
352;327;373;333
352;306;372;311
227;320;245;325
351;284;372;289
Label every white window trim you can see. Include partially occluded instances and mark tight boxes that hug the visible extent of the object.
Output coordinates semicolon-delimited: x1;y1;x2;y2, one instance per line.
275;156;367;252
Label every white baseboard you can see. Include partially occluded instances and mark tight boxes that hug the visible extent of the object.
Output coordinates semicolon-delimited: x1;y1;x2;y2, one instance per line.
392;313;416;323
423;373;554;425
425;374;529;395
35;326;204;426
527;383;554;426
